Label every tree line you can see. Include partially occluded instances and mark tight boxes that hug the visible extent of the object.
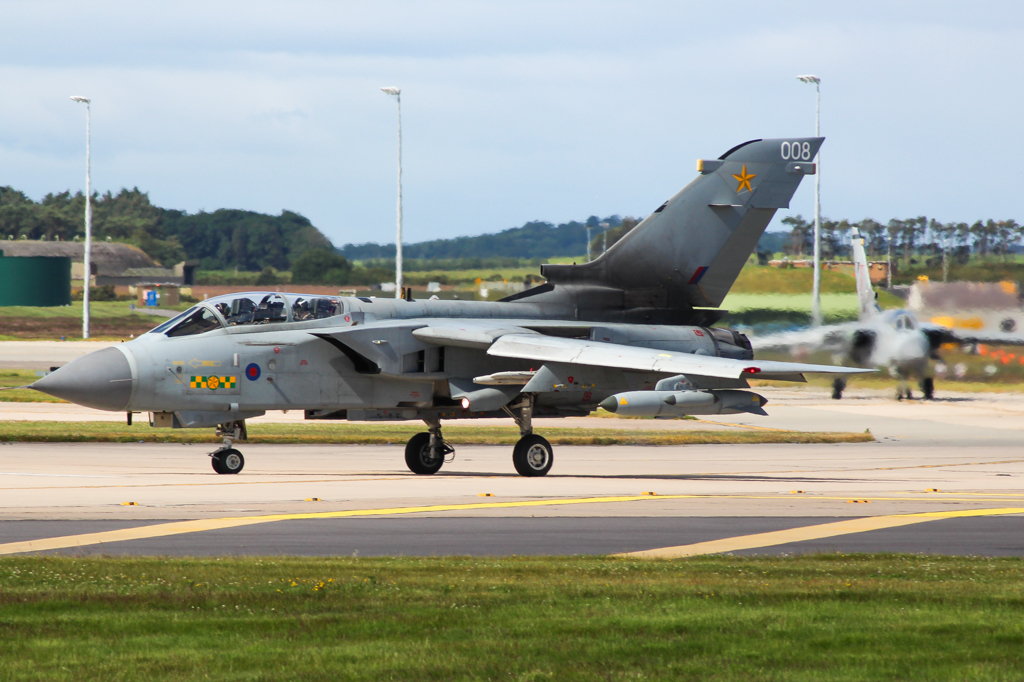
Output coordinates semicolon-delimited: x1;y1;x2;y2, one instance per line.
342;215;626;261
0;186;334;272
775;215;1022;260
767;215;1024;283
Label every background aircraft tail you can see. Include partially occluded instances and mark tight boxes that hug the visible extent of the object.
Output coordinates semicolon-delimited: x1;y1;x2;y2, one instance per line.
529;138;822;323
851;231;880;320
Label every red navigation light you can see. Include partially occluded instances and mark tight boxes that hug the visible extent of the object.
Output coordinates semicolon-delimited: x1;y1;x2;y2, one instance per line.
742;367;761;374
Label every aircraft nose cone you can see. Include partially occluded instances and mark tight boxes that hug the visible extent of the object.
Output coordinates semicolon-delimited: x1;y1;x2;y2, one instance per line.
31;346;135;411
598;396;619;413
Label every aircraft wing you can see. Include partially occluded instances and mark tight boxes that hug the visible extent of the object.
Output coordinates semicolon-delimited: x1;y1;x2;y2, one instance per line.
487;333;872;382
940;327;1024;347
748;323;860;353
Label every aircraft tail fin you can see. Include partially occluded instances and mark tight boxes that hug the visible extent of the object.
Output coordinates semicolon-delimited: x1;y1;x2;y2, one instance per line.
851;231;880;320
536;138;822;316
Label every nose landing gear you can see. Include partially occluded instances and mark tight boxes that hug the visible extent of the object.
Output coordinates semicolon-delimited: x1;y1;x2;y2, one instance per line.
212;448;244;474
211;420;247;474
405;419;455;475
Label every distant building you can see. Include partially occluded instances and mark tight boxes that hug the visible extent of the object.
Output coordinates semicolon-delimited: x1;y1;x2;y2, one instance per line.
907;280;1023;334
0;241;196;286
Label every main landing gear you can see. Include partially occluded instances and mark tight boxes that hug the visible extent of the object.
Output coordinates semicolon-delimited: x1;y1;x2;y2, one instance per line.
920;377;935;400
831;377;846;400
402;395;554;477
897;379;933;401
505;395;553;477
211;420;246;474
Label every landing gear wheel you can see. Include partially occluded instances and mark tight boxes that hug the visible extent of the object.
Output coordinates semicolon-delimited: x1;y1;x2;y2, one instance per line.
831;377;846;400
405;432;443;475
920;378;934;400
212;448;244;475
513;434;553;477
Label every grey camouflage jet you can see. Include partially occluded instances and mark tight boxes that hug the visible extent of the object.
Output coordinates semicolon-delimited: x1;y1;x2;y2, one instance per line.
30;136;869;476
751;232;1024;400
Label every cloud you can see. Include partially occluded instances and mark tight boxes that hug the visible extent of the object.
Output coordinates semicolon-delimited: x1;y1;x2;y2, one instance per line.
1;0;1022;248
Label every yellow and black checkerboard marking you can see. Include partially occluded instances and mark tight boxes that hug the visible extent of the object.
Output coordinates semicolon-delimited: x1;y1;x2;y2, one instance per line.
190;375;237;390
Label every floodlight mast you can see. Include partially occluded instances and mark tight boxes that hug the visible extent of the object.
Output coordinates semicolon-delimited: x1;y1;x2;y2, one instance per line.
70;96;92;338
381;87;403;298
796;75;822;326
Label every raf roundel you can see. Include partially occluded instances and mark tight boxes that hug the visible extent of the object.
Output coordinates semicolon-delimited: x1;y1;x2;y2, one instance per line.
245;363;261;381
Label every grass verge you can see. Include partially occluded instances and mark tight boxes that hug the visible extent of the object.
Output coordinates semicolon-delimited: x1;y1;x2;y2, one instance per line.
1;555;1022;681
0;420;872;445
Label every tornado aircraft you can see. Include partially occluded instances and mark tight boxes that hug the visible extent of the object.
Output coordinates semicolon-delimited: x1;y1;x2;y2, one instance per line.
752;231;1024;400
29;136;869;476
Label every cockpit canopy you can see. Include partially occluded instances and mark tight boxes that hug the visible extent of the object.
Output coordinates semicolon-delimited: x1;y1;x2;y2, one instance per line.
894;314;915;331
151;292;348;337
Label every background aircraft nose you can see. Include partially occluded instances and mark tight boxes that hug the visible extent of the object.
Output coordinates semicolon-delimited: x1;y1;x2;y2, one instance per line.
31;346;135;411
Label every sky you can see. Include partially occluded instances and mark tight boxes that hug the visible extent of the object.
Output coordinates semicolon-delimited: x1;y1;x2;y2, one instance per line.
1;1;1022;248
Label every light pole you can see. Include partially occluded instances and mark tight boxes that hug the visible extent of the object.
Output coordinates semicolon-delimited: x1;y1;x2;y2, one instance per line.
381;87;403;298
70;96;92;338
600;222;609;255
796;74;822;326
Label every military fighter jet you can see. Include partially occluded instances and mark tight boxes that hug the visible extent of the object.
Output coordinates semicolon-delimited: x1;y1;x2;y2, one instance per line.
30;136;869;476
751;232;1024;400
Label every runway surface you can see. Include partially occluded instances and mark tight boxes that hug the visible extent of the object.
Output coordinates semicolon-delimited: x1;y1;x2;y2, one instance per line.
2;386;1023;557
0;340;117;370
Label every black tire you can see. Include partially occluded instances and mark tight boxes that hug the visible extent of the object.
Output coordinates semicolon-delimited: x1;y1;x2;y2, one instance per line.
405;432;443;475
212;448;244;475
921;377;934;400
831;377;846;400
513;435;554;477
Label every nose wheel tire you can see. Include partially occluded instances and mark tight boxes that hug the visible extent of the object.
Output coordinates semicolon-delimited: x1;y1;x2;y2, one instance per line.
513;434;553;477
212;449;244;475
405;432;444;475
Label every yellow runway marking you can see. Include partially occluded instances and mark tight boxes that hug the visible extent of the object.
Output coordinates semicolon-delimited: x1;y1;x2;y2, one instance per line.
866;459;1024;471
618;507;1024;559
691;419;791;433
0;494;695;556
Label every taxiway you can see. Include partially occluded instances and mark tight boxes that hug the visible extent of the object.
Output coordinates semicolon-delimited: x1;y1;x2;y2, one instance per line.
1;387;1022;557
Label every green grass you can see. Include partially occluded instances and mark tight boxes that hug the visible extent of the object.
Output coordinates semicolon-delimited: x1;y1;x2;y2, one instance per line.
403;266;544;285
0;420;872;445
890;257;1024;286
0;301;169;319
1;555;1022;681
731;265;860;295
0;301;172;340
0;370;63;401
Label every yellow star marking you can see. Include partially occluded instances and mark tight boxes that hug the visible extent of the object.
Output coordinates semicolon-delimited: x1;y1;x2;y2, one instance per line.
733;164;756;193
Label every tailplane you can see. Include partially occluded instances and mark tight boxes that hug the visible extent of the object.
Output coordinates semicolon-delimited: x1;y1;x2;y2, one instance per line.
851;231;880;320
527;137;822;322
